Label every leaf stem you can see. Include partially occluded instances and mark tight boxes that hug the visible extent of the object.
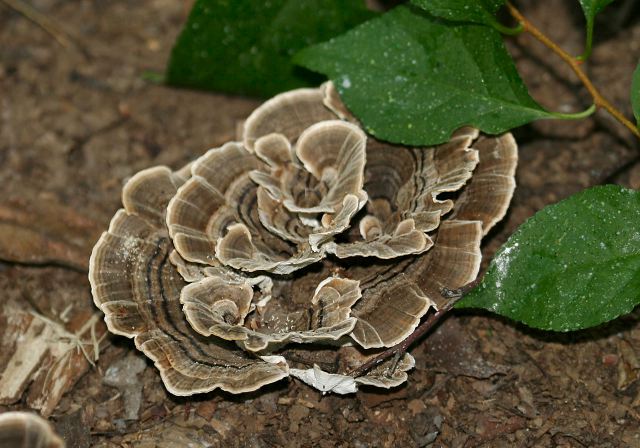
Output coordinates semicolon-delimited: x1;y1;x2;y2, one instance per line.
505;1;640;140
550;103;597;120
490;19;523;36
350;277;482;378
576;19;595;62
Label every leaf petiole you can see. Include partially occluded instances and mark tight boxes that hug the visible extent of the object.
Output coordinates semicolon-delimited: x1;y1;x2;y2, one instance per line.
489;18;523;36
550;103;596;120
575;23;594;62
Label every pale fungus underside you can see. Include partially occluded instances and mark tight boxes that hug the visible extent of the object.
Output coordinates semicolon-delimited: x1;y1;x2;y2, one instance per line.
89;82;517;395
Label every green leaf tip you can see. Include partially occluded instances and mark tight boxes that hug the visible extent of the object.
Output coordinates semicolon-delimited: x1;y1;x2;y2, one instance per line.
458;185;640;332
296;5;553;146
165;0;374;98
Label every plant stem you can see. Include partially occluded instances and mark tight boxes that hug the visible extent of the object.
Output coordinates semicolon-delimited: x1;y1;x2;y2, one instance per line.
350;277;482;378
551;103;597;120
505;1;640;140
490;19;523;36
576;19;595;62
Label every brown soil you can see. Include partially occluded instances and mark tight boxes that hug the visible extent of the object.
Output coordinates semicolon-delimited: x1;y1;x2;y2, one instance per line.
1;1;639;447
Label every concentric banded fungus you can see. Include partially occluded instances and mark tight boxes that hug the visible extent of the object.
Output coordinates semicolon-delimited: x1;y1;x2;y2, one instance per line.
89;82;517;395
0;412;64;448
90;167;289;394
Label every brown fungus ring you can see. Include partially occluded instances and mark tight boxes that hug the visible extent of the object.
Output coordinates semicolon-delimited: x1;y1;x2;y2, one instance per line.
89;83;517;395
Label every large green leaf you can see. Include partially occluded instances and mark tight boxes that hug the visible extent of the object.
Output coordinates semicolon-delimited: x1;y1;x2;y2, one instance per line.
166;0;374;98
411;0;504;27
632;59;640;126
296;5;554;146
577;0;615;60
458;185;640;331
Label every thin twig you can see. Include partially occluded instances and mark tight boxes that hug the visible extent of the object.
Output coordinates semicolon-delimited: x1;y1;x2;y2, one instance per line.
505;1;640;140
350;277;482;378
1;0;74;49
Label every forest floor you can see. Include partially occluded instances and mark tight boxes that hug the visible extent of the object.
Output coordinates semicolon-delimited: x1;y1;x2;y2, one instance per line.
1;1;640;447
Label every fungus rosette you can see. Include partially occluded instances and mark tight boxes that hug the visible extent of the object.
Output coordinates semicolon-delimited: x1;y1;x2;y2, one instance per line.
89;83;517;395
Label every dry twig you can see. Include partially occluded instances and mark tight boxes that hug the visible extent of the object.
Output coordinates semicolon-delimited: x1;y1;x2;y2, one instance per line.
1;0;74;48
350;278;482;378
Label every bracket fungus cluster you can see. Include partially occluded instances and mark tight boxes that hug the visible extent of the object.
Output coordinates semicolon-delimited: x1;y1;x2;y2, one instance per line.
89;82;517;395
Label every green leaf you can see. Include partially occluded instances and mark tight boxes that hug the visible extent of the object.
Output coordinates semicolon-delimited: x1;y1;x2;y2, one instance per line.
410;0;505;29
632;59;640;126
166;0;374;98
577;0;615;60
296;5;554;146
458;185;640;331
578;0;615;23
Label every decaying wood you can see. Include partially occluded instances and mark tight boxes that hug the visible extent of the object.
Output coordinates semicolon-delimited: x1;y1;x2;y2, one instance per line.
0;193;103;271
0;298;106;416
